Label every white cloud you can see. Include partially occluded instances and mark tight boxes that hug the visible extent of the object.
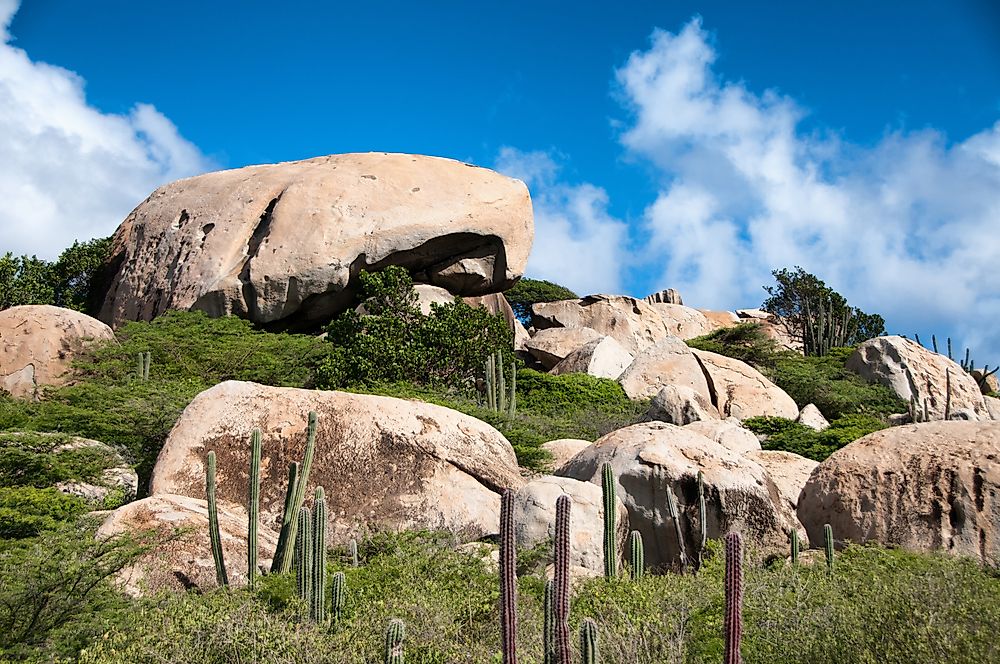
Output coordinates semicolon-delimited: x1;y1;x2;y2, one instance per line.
0;1;213;259
495;147;630;296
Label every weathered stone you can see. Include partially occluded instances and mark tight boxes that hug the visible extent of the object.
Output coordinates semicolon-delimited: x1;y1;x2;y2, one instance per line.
530;295;669;355
987;396;1000;421
413;284;456;315
556;422;803;568
648;303;715;340
617;336;710;401
692;349;800;420
0;305;115;400
971;369;1000;396
736;309;771;320
797;404;830;431
97;493;279;596
550;336;634;380
645;385;718;425
98;153;534;329
748;450;817;515
464;292;530;350
698;310;741;330
949;409;981;421
684;420;761;455
541;439;592;470
644;288;683;305
846;336;989;420
512;475;629;575
149;381;523;544
524;327;603;370
797;421;1000;563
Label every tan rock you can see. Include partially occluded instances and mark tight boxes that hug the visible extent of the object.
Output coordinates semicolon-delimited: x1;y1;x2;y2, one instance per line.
846;336;989;419
413;284;457;315
692;349;800;419
648;303;715;340
556;422;803;569
541;439;592;470
617;336;710;401
684;420;761;455
797;421;1000;563
736;309;771;320
987;396;1000;421
149;381;522;544
645;385;719;425
550;336;634;380
524;327;603;370
0;305;115;400
97;493;279;596
644;288;683;305
797;404;830;431
971;369;999;396
530;295;668;355
464;292;530;350
512;475;629;575
99;153;534;328
749;450;817;515
698;310;741;331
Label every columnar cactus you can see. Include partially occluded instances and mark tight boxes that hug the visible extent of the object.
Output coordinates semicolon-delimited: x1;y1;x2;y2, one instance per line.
485;351;516;417
579;619;599;664
723;532;743;664
247;428;262;588
553;495;572;664
601;463;617;579
274;411;319;573
543;577;555;664
499;489;518;664
697;470;707;568
790;529;799;565
205;451;228;587
330;571;346;624
311;487;327;622
824;523;835;573
348;538;359;567
665;488;687;574
271;461;300;572
295;506;312;606
384;619;405;664
629;530;644;580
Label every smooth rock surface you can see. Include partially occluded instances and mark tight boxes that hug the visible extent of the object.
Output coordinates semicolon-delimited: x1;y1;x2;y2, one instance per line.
692;349;800;419
987;396;1000;421
645;385;718;425
551;336;634;380
684;420;761;455
648;303;715;340
524;326;603;370
797;404;830;431
150;381;523;544
748;450;817;515
530;295;669;355
617;336;710;401
0;305;115;400
99;153;534;328
541;439;592;470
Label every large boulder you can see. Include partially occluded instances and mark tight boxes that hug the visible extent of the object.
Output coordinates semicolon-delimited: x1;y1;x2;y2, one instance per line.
797;421;1000;563
644;385;718;426
97;493;279;596
530;295;668;355
846;336;989;420
98;153;534;329
748;450;817;515
524;327;603;370
556;422;803;568
512;475;629;575
691;349;799;420
683;420;761;455
647;304;715;340
0;305;115;400
551;336;634;380
541;439;592;469
617;336;711;401
150;381;523;544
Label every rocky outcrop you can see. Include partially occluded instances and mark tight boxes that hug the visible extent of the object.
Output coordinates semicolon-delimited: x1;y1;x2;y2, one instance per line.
541;439;592;470
463;293;530;350
846;336;989;420
797;421;1000;563
748;450;817;515
97;493;279;596
987;396;1000;421
971;369;999;396
796;404;830;431
98;153;534;329
556;422;803;568
647;304;715;340
530;295;668;355
617;336;710;401
644;385;718;426
684;420;761;455
149;381;523;544
691;349;799;420
550;337;634;380
524;327;603;370
644;288;683;305
0;305;115;400
512;475;629;575
698;310;740;330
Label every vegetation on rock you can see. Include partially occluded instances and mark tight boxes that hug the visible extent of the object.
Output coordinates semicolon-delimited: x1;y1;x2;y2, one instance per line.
504;277;579;322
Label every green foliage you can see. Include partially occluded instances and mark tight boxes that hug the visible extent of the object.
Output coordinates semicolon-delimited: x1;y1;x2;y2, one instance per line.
685;323;780;371
318;267;513;390
0;237;111;315
743;413;889;461
0;253;55;310
0;487;88;540
0;432;120;489
504;278;578;322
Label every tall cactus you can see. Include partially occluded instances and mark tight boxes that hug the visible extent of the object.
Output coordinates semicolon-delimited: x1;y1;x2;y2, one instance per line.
384;619;405;664
629;530;644;580
601;463;617;579
485;351;516;417
295;506;312;606
330;571;346;624
579;619;599;664
348;538;359;567
275;411;319;573
271;461;300;572
723;532;743;664
247;428;262;589
696;470;707;569
824;523;835;573
665;488;688;574
790;529;799;565
205;451;228;587
311;487;327;622
553;495;572;664
543;577;555;664
499;489;518;664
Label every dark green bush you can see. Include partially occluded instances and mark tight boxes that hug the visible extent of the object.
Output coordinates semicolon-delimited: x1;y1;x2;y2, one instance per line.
0;432;120;489
0;237;111;315
686;322;781;371
503;277;578;322
743;413;888;461
0;487;87;540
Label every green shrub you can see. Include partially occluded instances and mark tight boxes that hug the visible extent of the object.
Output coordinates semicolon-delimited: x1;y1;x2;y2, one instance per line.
0;237;111;315
0;432;120;489
686;322;781;371
503;277;578;322
743;413;888;461
0;487;87;540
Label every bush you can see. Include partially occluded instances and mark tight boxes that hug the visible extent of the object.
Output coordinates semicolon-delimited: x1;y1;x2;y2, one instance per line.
0;237;111;315
743;413;888;461
0;432;120;489
685;323;781;371
0;487;87;540
503;277;578;322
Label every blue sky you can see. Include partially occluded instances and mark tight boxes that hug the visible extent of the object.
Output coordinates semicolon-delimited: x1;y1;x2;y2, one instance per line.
2;1;999;361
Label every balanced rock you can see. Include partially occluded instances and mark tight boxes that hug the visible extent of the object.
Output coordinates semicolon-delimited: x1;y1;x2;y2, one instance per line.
556;422;803;568
512;475;629;575
797;421;1000;563
98;153;534;329
541;439;592;470
97;493;279;596
691;349;799;419
796;404;830;431
644;385;718;426
684;420;761;455
524;327;603;370
551;336;634;380
150;381;523;544
0;305;115;400
648;303;715;340
618;336;710;401
748;450;817;514
530;295;668;355
846;336;989;420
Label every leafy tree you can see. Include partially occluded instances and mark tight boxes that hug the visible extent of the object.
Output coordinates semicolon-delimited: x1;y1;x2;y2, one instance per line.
0;236;111;315
504;277;578;322
762;267;885;356
0;254;55;310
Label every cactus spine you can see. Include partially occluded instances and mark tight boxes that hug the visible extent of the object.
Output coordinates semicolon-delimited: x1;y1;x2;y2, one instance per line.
629;530;644;580
205;451;228;587
601;463;617;579
553;495;572;664
579;618;599;664
499;489;518;664
311;487;327;622
790;529;799;565
247;428;261;588
723;532;744;664
543;577;555;664
697;470;707;569
274;411;318;573
824;523;835;573
665;488;688;574
384;619;405;664
330;571;346;624
295;506;312;606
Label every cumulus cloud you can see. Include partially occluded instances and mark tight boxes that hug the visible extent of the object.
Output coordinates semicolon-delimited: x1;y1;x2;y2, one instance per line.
0;1;213;259
495;147;630;295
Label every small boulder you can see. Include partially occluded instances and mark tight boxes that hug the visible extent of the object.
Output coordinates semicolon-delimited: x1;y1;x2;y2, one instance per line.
748;450;817;515
524;327;603;370
683;420;761;455
541;439;592;470
970;369;999;396
550;337;634;380
618;336;710;401
645;385;718;425
797;404;830;431
644;288;683;305
691;349;799;419
531;295;669;355
987;396;1000;421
